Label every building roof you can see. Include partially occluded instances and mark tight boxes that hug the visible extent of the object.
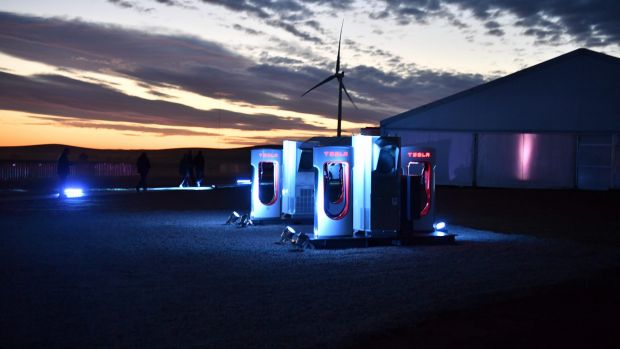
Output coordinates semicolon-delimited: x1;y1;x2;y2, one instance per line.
381;48;620;133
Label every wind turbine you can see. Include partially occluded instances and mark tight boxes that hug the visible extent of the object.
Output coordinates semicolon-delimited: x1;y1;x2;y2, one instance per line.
301;21;357;137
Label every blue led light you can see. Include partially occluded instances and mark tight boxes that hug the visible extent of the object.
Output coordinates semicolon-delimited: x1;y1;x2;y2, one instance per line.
63;188;85;198
433;221;447;231
236;179;252;185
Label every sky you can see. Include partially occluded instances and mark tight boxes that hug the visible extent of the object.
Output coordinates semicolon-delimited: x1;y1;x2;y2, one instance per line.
0;0;619;149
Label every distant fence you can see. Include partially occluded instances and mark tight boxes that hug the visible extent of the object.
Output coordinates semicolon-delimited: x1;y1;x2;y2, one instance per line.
1;159;252;188
0;161;136;182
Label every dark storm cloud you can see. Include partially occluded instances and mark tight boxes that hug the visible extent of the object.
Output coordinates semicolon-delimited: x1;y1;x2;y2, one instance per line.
0;71;324;132
372;0;620;46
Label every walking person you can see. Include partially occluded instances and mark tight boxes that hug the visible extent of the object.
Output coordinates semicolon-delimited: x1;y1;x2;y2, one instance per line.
57;147;72;197
194;150;205;187
136;152;151;192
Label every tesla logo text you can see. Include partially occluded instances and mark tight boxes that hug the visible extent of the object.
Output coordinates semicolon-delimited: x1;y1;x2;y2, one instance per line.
408;151;431;158
324;151;349;157
259;153;278;158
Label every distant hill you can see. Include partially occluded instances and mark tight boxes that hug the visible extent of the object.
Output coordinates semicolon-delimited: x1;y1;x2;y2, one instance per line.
0;144;280;189
0;144;279;163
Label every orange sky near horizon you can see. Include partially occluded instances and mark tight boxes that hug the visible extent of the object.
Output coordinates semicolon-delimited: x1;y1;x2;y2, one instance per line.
0;110;353;149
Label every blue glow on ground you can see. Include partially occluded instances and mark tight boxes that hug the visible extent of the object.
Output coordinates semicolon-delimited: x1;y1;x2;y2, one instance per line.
150;186;214;191
89;186;215;192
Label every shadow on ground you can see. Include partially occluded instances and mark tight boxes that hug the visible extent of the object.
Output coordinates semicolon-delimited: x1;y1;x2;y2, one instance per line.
436;186;620;246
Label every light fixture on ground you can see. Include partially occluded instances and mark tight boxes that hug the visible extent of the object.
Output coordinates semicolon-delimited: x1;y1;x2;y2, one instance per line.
280;226;296;244
225;211;241;225
291;231;312;249
238;214;253;227
433;221;448;236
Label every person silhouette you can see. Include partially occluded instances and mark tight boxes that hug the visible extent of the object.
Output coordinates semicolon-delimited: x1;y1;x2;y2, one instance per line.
194;150;205;187
57;147;72;197
136;152;151;192
187;150;194;186
179;153;189;187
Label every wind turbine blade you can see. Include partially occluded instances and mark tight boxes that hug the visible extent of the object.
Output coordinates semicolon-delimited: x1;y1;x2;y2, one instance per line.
341;81;358;109
335;19;343;74
301;74;337;97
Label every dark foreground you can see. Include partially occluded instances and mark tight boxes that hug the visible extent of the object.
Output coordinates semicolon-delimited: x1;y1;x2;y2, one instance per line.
1;187;619;348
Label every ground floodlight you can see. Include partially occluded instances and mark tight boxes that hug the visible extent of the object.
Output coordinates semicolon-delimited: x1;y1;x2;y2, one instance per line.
63;188;85;198
238;214;254;227
225;211;241;225
433;221;447;232
291;231;311;250
280;226;296;243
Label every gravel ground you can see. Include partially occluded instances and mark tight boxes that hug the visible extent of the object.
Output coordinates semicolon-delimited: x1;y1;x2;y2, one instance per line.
1;188;619;348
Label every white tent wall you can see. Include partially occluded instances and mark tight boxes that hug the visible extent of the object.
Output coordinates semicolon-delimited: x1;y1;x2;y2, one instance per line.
382;129;474;186
477;133;575;188
380;49;620;190
576;134;617;190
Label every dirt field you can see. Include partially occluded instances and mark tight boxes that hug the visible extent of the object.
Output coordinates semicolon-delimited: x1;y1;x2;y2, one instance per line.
1;187;619;348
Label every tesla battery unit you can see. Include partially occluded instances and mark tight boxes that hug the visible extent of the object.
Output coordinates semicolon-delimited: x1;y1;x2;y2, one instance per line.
352;135;401;237
313;146;353;239
250;148;282;222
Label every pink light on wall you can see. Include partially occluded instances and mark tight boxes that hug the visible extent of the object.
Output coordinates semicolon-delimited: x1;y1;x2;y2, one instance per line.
518;133;537;180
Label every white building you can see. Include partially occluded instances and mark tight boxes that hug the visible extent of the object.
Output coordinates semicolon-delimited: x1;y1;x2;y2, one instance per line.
381;48;620;190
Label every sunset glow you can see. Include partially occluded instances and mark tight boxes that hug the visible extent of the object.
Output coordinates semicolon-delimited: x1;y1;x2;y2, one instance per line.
1;1;618;149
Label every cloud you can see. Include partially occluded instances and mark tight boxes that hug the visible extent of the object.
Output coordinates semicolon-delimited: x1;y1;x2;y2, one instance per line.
0;11;488;127
232;24;264;36
369;0;620;46
0;71;326;132
484;20;504;36
107;0;154;13
29;115;219;137
196;0;338;43
0;12;251;73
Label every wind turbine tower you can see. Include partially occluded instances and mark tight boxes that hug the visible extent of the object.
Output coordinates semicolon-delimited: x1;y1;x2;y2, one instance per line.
301;21;357;137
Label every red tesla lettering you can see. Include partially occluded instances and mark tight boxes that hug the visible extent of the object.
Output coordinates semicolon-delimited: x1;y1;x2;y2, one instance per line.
323;150;351;158
408;151;431;158
259;153;278;158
